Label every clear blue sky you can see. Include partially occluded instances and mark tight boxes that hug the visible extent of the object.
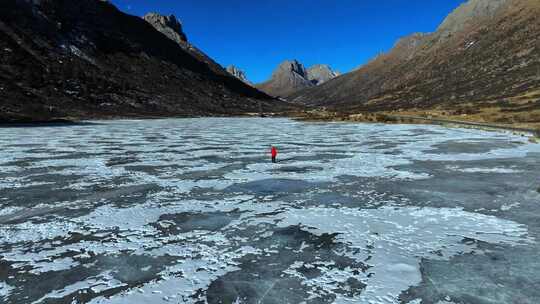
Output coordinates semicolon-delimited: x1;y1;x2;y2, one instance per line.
110;0;466;83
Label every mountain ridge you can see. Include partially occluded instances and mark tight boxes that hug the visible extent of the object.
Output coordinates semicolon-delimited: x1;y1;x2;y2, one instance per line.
226;65;251;84
292;0;540;120
256;60;338;98
0;0;277;123
143;12;235;78
307;64;340;86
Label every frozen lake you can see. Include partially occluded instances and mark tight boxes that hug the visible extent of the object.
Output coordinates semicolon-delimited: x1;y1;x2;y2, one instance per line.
1;118;539;304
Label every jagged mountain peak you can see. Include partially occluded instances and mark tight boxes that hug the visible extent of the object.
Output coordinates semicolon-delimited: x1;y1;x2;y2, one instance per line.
143;12;187;44
256;60;338;98
226;65;251;84
256;59;312;98
307;64;340;85
275;60;308;78
143;11;232;77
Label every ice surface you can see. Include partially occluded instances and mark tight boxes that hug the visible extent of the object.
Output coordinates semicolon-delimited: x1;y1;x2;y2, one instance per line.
0;282;14;301
0;118;539;304
272;206;530;304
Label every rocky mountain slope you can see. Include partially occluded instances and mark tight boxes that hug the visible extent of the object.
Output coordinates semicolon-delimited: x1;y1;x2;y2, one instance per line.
292;0;540;117
256;60;338;98
0;0;275;123
226;65;251;84
256;60;313;98
143;12;232;77
143;13;188;45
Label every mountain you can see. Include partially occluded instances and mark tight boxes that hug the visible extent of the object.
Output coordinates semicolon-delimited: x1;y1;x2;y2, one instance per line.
307;64;340;85
256;60;313;98
437;0;508;39
256;60;338;98
226;65;251;84
143;12;231;77
292;0;540;116
142;13;188;45
0;0;275;123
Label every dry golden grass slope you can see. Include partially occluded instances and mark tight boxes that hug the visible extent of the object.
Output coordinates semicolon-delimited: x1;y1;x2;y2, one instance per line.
291;0;540;128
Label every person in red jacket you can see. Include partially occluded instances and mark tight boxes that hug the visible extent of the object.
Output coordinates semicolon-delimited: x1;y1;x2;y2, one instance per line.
271;146;278;163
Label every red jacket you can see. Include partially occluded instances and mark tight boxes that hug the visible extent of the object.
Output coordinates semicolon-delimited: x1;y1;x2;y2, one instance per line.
271;147;278;157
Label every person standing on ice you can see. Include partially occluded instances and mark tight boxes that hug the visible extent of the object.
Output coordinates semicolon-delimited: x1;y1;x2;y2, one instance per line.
271;146;278;163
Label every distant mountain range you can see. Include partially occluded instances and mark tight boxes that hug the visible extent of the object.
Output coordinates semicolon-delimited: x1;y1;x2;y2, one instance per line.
1;0;538;124
256;60;339;98
292;0;540;118
0;0;276;123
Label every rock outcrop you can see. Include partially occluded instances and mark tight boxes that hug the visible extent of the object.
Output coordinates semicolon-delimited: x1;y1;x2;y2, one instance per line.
256;60;338;98
142;12;231;77
292;0;540;113
226;65;251;84
0;0;278;123
143;13;188;45
256;60;314;98
307;65;340;85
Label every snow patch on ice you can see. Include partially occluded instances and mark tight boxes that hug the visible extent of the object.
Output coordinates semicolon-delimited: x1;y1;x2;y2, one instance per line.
271;206;531;304
0;206;24;217
447;165;522;174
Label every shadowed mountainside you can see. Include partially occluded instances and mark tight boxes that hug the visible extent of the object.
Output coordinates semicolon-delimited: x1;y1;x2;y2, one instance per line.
292;0;540;118
0;0;278;123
